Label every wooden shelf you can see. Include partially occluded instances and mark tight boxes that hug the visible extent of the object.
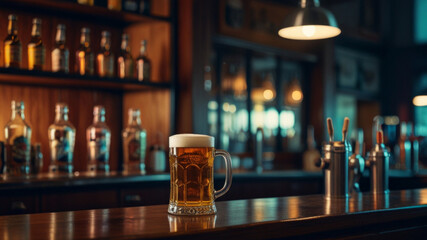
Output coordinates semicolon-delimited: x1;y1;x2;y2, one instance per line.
0;0;170;26
0;68;171;92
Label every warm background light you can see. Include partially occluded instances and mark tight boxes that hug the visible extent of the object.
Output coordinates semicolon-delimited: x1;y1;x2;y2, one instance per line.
291;90;303;102
413;95;427;106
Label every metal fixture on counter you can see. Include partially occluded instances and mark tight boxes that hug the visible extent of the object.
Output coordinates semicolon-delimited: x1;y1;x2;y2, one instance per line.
348;129;365;194
366;124;390;194
316;117;351;198
278;0;341;40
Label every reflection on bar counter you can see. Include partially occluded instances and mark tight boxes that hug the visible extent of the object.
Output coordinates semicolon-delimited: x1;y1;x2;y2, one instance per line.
86;105;111;173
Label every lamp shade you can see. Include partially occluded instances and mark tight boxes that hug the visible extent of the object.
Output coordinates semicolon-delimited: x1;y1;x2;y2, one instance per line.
278;0;341;40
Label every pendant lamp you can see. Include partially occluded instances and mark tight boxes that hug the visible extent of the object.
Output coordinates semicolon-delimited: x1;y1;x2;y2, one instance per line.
278;0;341;40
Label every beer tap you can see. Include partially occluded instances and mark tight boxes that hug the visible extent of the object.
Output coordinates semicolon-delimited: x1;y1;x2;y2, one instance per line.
366;123;390;194
316;117;351;198
348;129;365;194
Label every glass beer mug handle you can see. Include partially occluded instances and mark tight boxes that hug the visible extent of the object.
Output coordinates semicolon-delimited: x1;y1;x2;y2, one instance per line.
214;149;232;200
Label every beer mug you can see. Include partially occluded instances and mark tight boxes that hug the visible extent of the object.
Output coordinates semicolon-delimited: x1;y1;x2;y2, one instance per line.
168;134;232;215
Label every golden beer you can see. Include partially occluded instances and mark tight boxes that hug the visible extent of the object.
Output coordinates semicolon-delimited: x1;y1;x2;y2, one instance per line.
168;134;232;215
169;147;214;207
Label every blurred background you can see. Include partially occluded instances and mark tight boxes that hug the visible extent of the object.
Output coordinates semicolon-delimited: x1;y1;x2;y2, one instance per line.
183;0;427;173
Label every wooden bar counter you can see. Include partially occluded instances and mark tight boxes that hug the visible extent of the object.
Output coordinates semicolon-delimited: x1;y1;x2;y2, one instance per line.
1;188;427;239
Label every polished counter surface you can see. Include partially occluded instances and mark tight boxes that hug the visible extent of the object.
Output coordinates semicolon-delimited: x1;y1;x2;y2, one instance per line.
2;188;427;239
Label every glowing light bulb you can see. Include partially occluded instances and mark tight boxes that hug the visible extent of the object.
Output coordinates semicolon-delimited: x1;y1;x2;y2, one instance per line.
263;89;274;100
413;95;427;106
302;25;316;37
291;90;302;101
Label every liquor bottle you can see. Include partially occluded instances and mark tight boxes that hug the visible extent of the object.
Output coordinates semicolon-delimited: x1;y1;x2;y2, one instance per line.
4;101;32;176
52;24;70;73
118;34;134;79
122;0;138;13
302;125;320;171
87;106;111;173
136;40;151;81
4;14;22;68
28;18;46;71
122;108;146;174
76;27;94;76
48;103;76;174
96;31;114;77
108;0;122;10
78;0;94;5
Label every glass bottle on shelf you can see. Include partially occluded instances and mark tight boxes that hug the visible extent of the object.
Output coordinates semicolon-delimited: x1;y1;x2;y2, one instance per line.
48;103;76;174
78;0;94;5
76;27;94;76
122;108;147;174
87;105;111;173
136;40;151;81
122;0;138;13
4;101;32;176
108;0;122;10
118;34;134;79
96;31;114;78
52;24;70;73
28;18;46;71
4;14;22;68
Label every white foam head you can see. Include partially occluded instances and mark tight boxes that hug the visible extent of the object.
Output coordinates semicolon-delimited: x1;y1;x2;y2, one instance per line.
169;134;214;148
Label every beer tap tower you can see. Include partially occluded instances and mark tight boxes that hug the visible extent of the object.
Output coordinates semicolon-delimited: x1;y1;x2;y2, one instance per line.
366;124;390;194
316;117;351;198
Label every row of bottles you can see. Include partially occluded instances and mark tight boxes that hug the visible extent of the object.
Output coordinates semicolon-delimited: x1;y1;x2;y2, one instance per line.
4;15;151;81
78;0;150;14
3;101;147;176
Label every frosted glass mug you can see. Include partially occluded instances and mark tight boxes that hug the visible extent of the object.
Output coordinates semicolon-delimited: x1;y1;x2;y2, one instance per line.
168;134;232;215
